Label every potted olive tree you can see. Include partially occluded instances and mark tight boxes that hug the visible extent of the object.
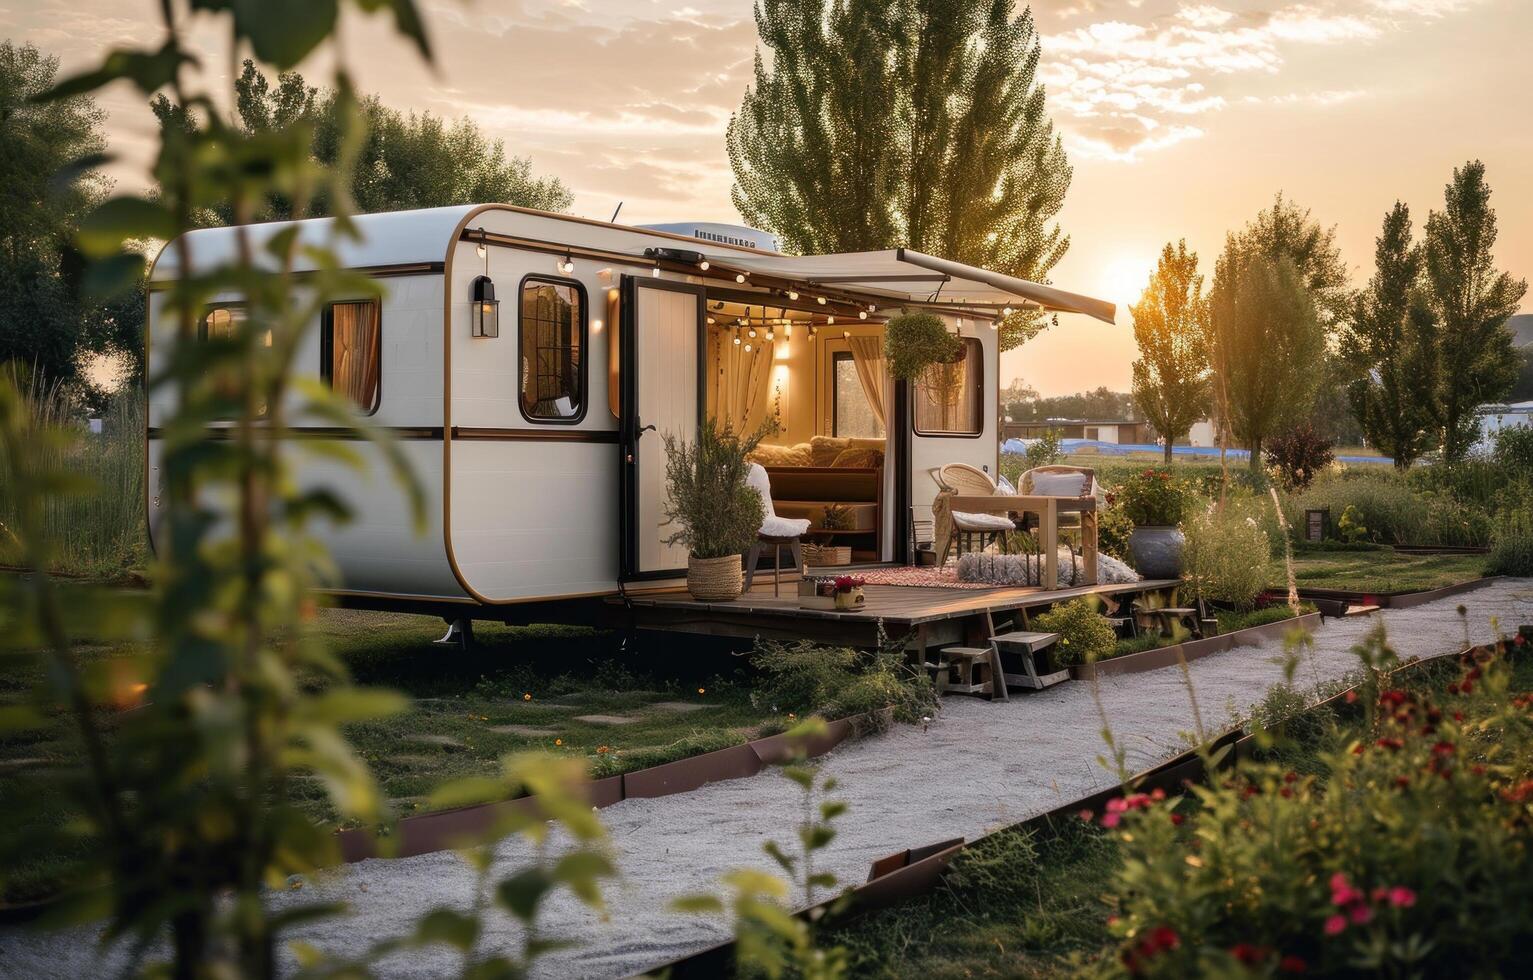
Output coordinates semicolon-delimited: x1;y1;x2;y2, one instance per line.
662;417;767;600
1118;467;1193;578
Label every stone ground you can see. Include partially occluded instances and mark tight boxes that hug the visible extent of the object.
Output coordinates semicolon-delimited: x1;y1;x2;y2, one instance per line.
4;580;1530;979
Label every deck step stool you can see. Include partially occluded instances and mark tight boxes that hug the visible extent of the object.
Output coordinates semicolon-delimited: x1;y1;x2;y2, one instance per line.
1101;615;1133;637
932;646;994;697
1153;607;1200;638
990;630;1068;690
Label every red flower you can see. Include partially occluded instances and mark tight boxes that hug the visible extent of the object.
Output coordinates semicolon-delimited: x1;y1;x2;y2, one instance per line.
1231;943;1267;966
1145;925;1180;952
1323;914;1347;936
1350;904;1374;925
1101;812;1121;829
1279;954;1309;973
1078;809;1094;821
1387;886;1417;908
1284;771;1298;784
1433;741;1456;757
1344;690;1358;704
1170;812;1185;826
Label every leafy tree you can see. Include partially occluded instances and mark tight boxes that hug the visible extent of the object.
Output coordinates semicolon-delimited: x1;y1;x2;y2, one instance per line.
1208;250;1325;469
0;41;141;404
1010;386;1138;423
1339;202;1434;470
1131;240;1210;463
728;0;1071;351
1416;161;1527;463
1229;192;1350;326
151;59;572;224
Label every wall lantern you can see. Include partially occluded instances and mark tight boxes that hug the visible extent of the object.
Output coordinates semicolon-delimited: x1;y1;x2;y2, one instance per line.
1304;507;1329;543
471;275;499;338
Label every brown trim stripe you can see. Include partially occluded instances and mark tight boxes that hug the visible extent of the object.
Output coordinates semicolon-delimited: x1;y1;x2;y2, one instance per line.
147;425;619;443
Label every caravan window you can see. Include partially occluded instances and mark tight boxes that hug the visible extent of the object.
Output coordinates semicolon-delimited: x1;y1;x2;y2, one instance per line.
519;276;586;422
322;300;382;415
913;338;983;436
197;304;269;416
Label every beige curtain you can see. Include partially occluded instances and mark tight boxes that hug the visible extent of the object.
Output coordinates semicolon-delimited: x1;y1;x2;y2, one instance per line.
846;335;887;433
331;300;381;412
710;329;775;433
914;341;978;434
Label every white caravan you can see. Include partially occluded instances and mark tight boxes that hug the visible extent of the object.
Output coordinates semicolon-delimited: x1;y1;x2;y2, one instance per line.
146;204;1113;617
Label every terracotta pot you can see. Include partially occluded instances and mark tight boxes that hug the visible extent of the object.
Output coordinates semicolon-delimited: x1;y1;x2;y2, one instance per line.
687;554;744;601
1128;525;1185;579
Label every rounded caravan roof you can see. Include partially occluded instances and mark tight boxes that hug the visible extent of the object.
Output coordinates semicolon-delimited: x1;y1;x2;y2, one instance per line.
149;204;786;280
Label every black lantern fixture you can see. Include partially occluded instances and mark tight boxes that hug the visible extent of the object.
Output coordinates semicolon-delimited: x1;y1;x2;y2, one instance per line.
471;275;499;338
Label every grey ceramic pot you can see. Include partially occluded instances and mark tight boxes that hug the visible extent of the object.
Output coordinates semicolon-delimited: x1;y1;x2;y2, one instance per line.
1127;525;1185;579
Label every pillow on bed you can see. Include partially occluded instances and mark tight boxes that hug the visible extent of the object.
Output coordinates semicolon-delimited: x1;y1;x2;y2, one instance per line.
749;442;813;467
1030;471;1089;497
809;435;850;467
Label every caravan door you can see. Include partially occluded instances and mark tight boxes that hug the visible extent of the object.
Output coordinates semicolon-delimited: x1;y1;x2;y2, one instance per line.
618;276;706;580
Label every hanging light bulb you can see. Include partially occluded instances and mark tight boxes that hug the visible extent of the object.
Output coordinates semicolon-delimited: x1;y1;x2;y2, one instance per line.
1002;306;1014;317
858;310;868;320
735;273;747;284
989;319;999;330
475;242;487;259
816;296;827;305
733;335;741;346
748;328;757;338
558;254;575;275
699;260;710;270
706;317;715;325
651;267;661;278
868;303;877;312
744;343;753;352
766;329;774;340
787;289;800;300
827;315;835;325
784;324;793;339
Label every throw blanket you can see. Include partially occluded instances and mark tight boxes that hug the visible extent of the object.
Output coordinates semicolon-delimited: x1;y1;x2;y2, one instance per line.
956;549;1140;587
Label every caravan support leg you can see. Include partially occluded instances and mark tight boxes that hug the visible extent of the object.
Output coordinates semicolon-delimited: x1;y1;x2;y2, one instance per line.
434;618;475;648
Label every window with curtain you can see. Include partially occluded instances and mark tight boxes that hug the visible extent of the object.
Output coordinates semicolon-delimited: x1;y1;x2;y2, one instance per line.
913;338;983;436
520;277;585;421
323;300;382;415
198;305;268;416
833;352;884;438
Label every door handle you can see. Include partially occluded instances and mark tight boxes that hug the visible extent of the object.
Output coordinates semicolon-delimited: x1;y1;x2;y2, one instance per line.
638;424;656;436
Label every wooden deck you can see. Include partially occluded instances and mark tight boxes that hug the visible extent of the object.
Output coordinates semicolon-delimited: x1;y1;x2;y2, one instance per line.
607;576;1181;647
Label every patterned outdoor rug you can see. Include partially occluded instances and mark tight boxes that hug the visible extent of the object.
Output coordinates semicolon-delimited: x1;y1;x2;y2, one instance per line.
852;565;996;590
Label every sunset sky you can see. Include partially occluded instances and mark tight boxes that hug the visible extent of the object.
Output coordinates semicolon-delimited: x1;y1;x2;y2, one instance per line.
6;0;1530;396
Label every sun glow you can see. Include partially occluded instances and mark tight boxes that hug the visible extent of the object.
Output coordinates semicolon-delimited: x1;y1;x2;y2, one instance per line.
1097;254;1156;317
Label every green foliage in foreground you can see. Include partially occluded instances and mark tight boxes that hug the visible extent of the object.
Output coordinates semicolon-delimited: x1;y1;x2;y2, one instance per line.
1032;597;1116;667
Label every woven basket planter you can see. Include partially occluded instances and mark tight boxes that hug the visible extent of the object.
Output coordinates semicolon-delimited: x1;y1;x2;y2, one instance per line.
804;544;852;567
687;554;743;601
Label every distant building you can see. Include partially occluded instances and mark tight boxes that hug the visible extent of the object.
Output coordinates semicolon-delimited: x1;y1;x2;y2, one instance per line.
1003;418;1155;445
1506;313;1533;348
1477;401;1533;449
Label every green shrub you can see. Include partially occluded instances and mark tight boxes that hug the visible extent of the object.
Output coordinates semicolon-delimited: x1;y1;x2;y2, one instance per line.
1285;470;1427;545
749;635;936;723
1097;503;1135;562
886;311;961;381
1023;428;1064;469
1336;503;1369;543
1032;597;1117;667
1418;491;1493;547
661;416;768;559
1181;504;1272;610
1097;636;1533;978
1487;503;1533;575
1492;424;1533;475
1116;468;1194;527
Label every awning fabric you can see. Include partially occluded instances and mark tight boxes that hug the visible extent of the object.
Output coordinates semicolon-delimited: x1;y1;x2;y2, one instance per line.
683;246;1116;325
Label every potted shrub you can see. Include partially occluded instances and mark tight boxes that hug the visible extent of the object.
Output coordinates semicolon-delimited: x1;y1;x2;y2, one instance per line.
885;311;963;381
662;417;767;600
807;503;854;566
1117;467;1193;578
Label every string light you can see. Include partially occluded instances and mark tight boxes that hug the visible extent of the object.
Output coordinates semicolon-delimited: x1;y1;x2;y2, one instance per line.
735;273;747;284
744;343;752;352
858;310;868;319
699;260;710;270
765;329;774;340
816;296;827;305
706;316;715;325
827;315;835;325
1002;306;1014;317
787;289;799;300
748;328;757;338
651;267;661;278
733;335;741;346
558;254;575;275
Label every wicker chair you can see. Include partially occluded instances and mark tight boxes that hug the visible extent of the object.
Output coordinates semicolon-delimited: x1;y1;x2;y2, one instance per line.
932;463;1016;564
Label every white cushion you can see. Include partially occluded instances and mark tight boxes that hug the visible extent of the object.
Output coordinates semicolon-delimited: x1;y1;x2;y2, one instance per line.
761;515;812;537
1030;472;1088;497
995;474;1018;495
952;511;1017;532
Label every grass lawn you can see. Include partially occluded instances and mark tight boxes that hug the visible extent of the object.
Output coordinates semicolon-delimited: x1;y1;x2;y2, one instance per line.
825;650;1533;978
1284;544;1489;594
0;606;785;905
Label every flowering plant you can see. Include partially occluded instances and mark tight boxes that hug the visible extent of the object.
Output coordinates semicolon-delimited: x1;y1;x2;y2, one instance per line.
831;575;865;595
1089;624;1533;977
1114;468;1193;527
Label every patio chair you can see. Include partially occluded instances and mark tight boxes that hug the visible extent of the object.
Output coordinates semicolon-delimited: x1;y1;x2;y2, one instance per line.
743;463;811;595
933;463;1016;564
1016;464;1101;544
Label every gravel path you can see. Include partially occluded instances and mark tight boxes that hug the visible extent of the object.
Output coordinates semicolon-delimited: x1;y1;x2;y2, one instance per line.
5;580;1531;978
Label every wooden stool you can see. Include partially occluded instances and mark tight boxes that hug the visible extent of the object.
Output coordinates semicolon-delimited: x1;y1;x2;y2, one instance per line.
1153;608;1199;638
743;535;804;596
935;646;994;696
990;630;1068;690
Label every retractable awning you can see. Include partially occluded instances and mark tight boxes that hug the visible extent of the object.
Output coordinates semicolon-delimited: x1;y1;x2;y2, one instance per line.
673;246;1116;325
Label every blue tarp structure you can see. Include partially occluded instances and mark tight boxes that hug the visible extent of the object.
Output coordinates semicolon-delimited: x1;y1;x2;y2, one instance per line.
999;437;1391;466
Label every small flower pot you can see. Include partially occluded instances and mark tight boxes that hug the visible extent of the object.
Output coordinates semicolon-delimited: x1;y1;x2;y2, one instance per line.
1128;525;1185;579
833;587;865;612
686;554;743;601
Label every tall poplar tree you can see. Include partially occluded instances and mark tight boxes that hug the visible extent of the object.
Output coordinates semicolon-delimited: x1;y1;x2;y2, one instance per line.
1417;161;1527;463
1339;202;1433;470
728;0;1071;350
1131;241;1210;463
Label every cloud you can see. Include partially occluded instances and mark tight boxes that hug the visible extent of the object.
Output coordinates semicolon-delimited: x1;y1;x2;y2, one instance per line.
1040;0;1481;162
